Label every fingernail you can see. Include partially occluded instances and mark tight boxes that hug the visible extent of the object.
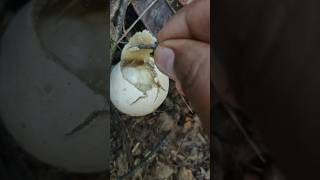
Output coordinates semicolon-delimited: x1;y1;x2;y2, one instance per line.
155;46;175;79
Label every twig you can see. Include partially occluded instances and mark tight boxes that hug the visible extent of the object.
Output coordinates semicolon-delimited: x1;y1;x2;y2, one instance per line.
165;0;176;14
118;0;129;36
131;142;141;153
223;104;266;163
176;131;190;155
118;41;128;44
180;94;194;114
115;0;159;46
111;0;129;53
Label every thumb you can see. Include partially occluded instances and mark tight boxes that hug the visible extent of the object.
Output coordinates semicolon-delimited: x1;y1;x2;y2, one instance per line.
155;39;210;134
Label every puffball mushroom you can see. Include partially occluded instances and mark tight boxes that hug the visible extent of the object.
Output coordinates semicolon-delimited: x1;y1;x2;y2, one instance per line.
110;30;169;116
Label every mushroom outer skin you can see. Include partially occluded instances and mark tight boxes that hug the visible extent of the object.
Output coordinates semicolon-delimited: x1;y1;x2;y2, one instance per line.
110;60;169;116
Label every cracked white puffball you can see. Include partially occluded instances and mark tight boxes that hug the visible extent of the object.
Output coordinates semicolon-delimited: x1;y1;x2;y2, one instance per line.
110;30;169;116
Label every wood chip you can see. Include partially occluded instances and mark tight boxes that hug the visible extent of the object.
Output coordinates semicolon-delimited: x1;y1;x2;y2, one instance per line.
131;142;140;154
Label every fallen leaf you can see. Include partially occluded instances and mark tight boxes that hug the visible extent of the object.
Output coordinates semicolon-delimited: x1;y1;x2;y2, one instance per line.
178;167;195;180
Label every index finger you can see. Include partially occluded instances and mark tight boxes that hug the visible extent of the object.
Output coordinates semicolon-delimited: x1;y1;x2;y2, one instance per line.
157;0;210;43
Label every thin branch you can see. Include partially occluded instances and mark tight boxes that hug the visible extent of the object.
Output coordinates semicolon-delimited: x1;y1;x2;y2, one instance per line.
180;94;194;114
165;0;177;14
115;0;159;46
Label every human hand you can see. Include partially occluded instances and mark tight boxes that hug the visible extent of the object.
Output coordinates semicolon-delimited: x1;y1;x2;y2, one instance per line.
154;0;210;134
